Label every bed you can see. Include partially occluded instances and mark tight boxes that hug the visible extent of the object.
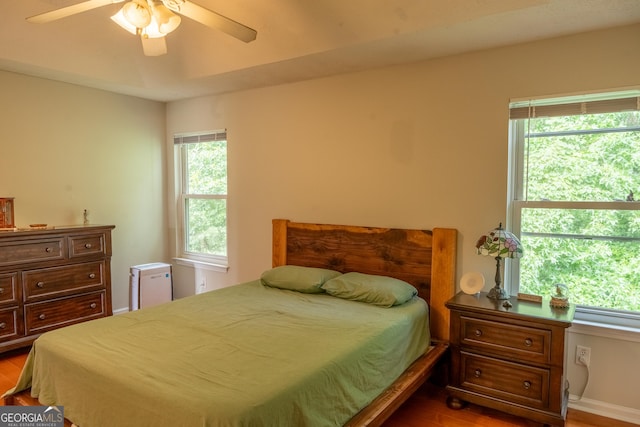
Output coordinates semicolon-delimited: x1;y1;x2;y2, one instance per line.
4;219;457;427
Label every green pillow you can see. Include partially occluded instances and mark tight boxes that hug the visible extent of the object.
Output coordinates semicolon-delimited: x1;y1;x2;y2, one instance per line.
321;272;418;307
260;265;342;293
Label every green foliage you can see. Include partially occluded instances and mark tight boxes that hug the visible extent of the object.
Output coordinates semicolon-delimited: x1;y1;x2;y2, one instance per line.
186;198;227;256
519;112;640;311
183;141;227;257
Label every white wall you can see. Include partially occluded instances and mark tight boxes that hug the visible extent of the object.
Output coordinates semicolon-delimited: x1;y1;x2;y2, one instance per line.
566;325;640;422
0;71;168;310
166;24;640;421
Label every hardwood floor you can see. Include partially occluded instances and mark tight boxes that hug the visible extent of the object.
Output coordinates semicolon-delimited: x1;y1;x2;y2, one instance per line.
0;348;28;399
383;381;639;427
1;347;637;427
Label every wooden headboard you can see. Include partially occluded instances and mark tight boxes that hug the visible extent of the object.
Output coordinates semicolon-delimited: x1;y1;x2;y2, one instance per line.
272;219;457;342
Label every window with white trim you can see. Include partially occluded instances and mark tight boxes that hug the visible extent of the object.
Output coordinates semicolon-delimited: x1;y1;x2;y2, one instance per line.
508;91;640;328
175;131;227;266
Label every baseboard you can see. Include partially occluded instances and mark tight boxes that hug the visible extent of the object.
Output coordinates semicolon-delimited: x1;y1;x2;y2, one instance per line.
569;395;640;425
112;307;129;315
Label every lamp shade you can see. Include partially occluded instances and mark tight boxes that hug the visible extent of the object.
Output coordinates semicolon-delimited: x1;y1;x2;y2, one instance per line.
122;0;152;28
111;1;152;35
476;223;523;259
152;2;181;34
111;8;138;35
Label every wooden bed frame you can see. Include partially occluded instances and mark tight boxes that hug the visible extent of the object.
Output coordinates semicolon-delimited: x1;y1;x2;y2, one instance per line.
272;219;457;426
6;219;458;427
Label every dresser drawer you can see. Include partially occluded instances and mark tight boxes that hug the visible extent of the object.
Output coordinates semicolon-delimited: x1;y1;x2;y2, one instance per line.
22;261;105;302
69;233;107;258
0;273;19;305
460;315;551;364
460;352;550;409
24;291;106;334
0;238;64;266
0;307;21;342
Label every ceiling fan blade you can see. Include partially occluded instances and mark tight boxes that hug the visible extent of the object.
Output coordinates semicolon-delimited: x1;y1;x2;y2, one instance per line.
176;1;256;43
27;0;125;24
141;36;168;56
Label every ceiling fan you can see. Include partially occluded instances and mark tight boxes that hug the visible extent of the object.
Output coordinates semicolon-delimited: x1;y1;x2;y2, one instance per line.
27;0;257;56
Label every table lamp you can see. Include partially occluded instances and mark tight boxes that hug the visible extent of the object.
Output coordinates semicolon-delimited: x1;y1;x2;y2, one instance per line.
475;223;523;299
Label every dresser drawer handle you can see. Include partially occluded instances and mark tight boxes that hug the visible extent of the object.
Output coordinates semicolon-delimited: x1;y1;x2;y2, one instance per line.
524;338;533;347
84;243;92;249
474;369;482;378
0;322;6;329
38;314;46;320
45;247;52;253
36;281;45;288
89;273;96;279
474;329;482;337
0;287;4;294
523;381;532;390
90;303;97;309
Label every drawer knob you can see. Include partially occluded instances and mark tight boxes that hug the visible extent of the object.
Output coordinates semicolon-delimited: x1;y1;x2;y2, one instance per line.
38;314;46;320
45;247;52;253
36;281;45;288
524;338;533;347
90;303;97;309
0;322;6;329
0;287;4;294
84;243;92;249
523;381;532;390
89;273;96;279
474;369;482;378
474;329;482;337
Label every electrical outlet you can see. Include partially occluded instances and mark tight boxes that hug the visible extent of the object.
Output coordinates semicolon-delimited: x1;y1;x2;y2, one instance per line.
576;345;591;367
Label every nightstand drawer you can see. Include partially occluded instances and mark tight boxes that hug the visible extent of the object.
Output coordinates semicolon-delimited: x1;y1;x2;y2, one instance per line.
460;352;549;409
460;315;551;364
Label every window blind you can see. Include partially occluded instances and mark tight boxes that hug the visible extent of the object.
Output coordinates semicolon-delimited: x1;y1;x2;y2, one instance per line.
510;96;640;119
173;131;227;145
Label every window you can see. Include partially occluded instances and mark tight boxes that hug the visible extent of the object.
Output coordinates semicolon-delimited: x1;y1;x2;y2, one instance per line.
508;91;640;327
175;131;227;266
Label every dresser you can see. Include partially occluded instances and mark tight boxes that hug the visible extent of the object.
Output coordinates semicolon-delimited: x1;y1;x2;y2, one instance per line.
445;292;574;427
0;225;114;353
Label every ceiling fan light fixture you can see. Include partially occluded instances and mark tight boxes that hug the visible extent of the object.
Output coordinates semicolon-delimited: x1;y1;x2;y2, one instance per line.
122;0;152;29
151;2;181;34
141;16;165;39
110;8;138;35
31;0;256;57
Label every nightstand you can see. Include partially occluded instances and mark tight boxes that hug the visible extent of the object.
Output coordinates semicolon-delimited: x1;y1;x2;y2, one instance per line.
445;292;575;427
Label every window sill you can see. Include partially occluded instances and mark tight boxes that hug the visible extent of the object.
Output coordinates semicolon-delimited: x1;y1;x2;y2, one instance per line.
570;315;640;343
173;257;229;273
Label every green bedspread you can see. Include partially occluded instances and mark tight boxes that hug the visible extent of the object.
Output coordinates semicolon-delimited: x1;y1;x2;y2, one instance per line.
5;280;429;427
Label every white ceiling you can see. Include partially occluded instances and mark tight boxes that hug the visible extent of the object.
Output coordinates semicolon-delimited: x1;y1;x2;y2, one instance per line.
2;0;639;102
